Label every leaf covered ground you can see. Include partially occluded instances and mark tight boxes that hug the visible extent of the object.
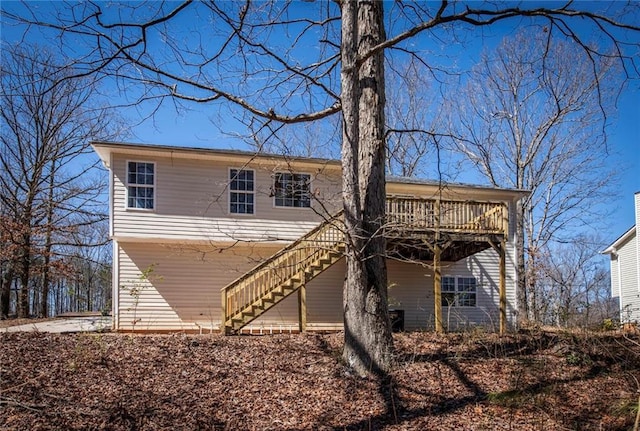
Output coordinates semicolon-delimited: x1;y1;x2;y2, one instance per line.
1;329;638;430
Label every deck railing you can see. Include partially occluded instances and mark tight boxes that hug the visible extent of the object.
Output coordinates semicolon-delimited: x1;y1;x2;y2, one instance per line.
386;196;508;235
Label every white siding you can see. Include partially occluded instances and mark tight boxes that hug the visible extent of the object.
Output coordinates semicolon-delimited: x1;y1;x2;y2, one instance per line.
636;192;640;295
386;247;517;331
610;255;620;299
616;233;640;322
111;155;342;242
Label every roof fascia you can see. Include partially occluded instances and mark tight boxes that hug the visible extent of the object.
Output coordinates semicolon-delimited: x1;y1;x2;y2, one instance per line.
602;225;636;254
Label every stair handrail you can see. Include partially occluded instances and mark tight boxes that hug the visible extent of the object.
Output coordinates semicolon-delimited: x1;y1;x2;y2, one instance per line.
221;211;345;327
220;210;345;294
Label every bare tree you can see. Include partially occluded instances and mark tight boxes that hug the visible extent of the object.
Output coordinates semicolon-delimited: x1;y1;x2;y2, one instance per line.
0;44;119;317
446;29;623;322
4;1;638;373
385;58;444;178
536;237;613;327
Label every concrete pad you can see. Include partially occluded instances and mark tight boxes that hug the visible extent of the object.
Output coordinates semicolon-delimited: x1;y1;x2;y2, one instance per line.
2;315;112;333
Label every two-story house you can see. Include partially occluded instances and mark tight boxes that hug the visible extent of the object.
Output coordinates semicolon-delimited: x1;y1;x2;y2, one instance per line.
92;141;528;334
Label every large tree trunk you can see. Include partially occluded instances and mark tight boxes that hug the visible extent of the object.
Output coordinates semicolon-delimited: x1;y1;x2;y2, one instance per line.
340;0;393;377
515;199;528;324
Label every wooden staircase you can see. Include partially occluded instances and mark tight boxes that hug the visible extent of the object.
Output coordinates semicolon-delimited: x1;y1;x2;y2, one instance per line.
220;211;345;334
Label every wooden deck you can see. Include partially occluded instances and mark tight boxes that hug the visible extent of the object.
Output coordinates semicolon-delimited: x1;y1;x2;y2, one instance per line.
385;196;508;236
385;196;508;262
221;196;510;334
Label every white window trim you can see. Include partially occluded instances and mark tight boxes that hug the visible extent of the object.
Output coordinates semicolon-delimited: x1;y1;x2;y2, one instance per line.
228;167;256;216
125;160;156;211
441;275;477;308
272;171;313;210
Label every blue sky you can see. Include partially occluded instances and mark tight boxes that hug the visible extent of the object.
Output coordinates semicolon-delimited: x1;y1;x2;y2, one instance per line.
1;1;638;245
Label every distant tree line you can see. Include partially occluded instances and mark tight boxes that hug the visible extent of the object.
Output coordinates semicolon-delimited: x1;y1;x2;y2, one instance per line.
0;44;120;318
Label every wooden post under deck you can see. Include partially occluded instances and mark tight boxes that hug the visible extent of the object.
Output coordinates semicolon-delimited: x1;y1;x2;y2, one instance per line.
298;284;307;332
434;244;443;333
220;290;227;334
498;239;506;335
433;197;444;333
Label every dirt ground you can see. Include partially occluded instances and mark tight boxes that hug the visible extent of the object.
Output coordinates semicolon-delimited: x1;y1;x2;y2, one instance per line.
1;330;639;430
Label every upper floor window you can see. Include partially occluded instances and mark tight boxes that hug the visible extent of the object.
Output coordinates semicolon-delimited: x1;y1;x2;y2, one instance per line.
273;172;311;208
127;161;155;210
229;169;254;214
441;276;477;307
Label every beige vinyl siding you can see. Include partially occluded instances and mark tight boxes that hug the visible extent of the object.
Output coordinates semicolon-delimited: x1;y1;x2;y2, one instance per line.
115;215;319;243
305;259;346;331
386;261;434;330
616;233;640;322
115;240;516;331
108;147;522;331
111;154;341;242
242;247;516;332
116;241;281;331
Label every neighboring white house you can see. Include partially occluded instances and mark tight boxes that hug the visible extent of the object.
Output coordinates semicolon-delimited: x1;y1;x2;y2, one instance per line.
92;141;528;334
602;192;640;324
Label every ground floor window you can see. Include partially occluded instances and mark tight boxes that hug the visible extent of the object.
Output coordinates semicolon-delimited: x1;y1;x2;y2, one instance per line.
441;276;477;307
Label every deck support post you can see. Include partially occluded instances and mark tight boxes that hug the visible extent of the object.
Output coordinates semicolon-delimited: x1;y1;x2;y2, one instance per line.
434;244;443;333
433;197;444;334
221;290;227;334
298;284;307;332
498;239;506;335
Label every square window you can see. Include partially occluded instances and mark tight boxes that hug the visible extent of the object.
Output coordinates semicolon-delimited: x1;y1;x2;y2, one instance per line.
273;172;311;208
440;276;477;307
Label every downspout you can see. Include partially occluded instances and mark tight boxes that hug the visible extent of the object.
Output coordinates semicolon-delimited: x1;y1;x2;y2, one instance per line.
108;151;118;330
510;198;520;328
108;152;114;238
112;240;119;331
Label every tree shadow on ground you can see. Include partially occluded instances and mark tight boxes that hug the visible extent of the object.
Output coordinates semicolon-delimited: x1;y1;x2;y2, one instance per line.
302;332;638;431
